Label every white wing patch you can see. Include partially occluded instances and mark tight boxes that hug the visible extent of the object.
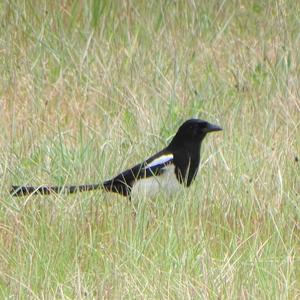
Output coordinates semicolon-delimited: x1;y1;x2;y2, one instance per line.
145;154;173;169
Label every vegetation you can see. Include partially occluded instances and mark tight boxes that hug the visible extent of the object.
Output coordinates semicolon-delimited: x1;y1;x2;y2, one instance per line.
0;0;299;298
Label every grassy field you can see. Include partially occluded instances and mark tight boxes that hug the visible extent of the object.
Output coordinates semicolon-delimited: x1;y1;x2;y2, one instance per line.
0;0;299;298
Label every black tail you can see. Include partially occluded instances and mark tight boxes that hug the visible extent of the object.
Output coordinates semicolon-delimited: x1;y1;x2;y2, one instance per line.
10;184;101;197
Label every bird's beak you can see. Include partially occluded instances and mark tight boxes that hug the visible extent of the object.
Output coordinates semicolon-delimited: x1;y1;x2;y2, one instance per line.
206;123;223;133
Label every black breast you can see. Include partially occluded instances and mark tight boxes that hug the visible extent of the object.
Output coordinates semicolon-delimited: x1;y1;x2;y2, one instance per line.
173;149;200;187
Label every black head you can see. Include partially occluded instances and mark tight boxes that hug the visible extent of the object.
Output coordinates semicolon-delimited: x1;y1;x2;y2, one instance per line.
168;118;222;149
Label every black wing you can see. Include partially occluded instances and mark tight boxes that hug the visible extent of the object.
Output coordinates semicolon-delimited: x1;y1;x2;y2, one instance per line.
102;150;173;196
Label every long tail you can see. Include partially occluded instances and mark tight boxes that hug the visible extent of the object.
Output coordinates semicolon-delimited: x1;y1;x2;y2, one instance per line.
10;184;101;197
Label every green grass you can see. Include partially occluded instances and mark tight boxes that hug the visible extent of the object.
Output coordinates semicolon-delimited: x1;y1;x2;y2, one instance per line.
0;0;299;298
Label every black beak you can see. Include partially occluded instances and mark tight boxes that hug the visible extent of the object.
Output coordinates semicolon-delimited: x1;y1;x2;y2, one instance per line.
206;123;223;133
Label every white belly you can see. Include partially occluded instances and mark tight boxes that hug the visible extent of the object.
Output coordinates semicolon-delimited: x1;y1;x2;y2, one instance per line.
130;164;181;199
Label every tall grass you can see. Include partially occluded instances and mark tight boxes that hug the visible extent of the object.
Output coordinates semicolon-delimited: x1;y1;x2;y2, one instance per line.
0;0;299;298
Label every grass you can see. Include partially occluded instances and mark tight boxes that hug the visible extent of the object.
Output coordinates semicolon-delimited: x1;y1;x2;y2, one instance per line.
0;0;299;298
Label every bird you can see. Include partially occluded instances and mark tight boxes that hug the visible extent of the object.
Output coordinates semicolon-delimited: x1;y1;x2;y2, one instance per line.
10;119;222;198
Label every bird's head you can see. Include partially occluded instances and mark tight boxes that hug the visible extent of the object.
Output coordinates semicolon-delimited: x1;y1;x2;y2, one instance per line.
169;118;222;149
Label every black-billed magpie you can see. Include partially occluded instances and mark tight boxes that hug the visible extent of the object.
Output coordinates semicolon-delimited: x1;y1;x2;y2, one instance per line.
10;119;222;198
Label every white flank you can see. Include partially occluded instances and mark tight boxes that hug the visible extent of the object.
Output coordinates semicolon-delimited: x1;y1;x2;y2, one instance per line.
145;153;173;169
131;164;180;199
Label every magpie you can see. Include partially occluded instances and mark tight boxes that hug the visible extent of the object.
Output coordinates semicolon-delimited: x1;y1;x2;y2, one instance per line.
10;119;222;198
